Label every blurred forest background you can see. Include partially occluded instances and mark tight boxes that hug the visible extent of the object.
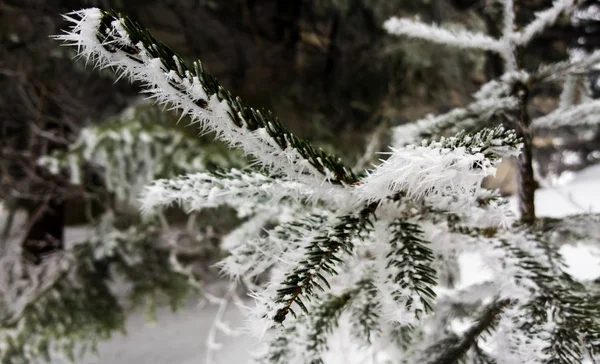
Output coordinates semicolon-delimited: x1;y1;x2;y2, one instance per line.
2;0;600;361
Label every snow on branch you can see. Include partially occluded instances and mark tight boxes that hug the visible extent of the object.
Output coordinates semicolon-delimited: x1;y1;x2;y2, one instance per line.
537;214;600;248
301;292;354;364
534;49;600;83
531;99;600;130
419;298;510;363
55;9;357;188
268;207;375;324
356;126;520;218
348;271;381;345
255;270;378;364
384;17;503;52
515;0;577;46
139;169;310;217
378;219;437;324
218;211;330;279
0;242;71;327
392;97;518;147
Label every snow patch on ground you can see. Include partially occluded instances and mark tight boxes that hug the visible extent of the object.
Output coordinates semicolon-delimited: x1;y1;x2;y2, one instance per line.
82;292;254;364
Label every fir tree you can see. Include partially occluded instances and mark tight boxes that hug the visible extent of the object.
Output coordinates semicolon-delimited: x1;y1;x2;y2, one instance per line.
35;1;600;362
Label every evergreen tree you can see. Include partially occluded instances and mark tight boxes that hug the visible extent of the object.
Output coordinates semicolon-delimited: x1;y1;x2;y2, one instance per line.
14;0;600;362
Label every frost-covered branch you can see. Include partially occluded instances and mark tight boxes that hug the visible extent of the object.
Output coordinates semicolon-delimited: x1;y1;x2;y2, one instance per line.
357;127;520;217
1;214;194;362
302;292;354;364
348;273;381;344
140;169;313;217
218;211;329;279
532;99;600;130
392;97;518;146
385;219;437;320
51;4;600;364
515;0;577;46
56;9;357;187
384;17;503;52
269;207;375;324
423;298;510;364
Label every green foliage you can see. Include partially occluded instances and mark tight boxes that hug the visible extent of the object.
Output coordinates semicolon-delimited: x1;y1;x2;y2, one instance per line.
422;299;510;364
96;10;358;185
304;292;354;364
1;251;123;364
498;233;600;363
386;218;437;318
273;206;375;323
349;274;381;345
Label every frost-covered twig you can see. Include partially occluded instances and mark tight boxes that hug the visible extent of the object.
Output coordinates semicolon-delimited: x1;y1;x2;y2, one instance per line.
532;99;600;130
379;219;437;323
0;243;71;327
269;207;375;323
37;101;239;207
422;298;510;364
55;9;357;188
392;97;518;146
515;0;577;46
139;169;315;216
384;17;503;52
204;282;244;364
357;127;520;217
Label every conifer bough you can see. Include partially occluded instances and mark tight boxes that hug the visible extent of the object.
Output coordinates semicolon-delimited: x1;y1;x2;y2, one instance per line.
57;8;357;187
53;3;600;364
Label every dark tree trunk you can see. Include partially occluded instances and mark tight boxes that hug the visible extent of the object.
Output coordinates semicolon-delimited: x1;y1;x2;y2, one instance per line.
512;82;537;224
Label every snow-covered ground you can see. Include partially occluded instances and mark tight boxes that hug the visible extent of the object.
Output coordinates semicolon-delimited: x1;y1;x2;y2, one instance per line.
3;164;600;364
82;291;254;364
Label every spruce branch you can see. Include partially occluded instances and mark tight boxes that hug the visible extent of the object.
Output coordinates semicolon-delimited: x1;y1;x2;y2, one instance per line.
386;218;437;320
139;169;309;216
496;233;600;363
534;49;600;83
424;298;510;364
256;291;355;364
254;326;297;364
55;9;358;187
219;212;329;279
37;101;239;207
514;0;577;46
357;126;520;216
303;292;354;364
349;273;382;345
384;17;504;52
532;99;600;130
272;206;375;324
536;213;600;243
1;218;192;363
392;97;519;147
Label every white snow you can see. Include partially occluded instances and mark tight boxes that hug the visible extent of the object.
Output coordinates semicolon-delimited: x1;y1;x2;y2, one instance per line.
79;292;255;364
